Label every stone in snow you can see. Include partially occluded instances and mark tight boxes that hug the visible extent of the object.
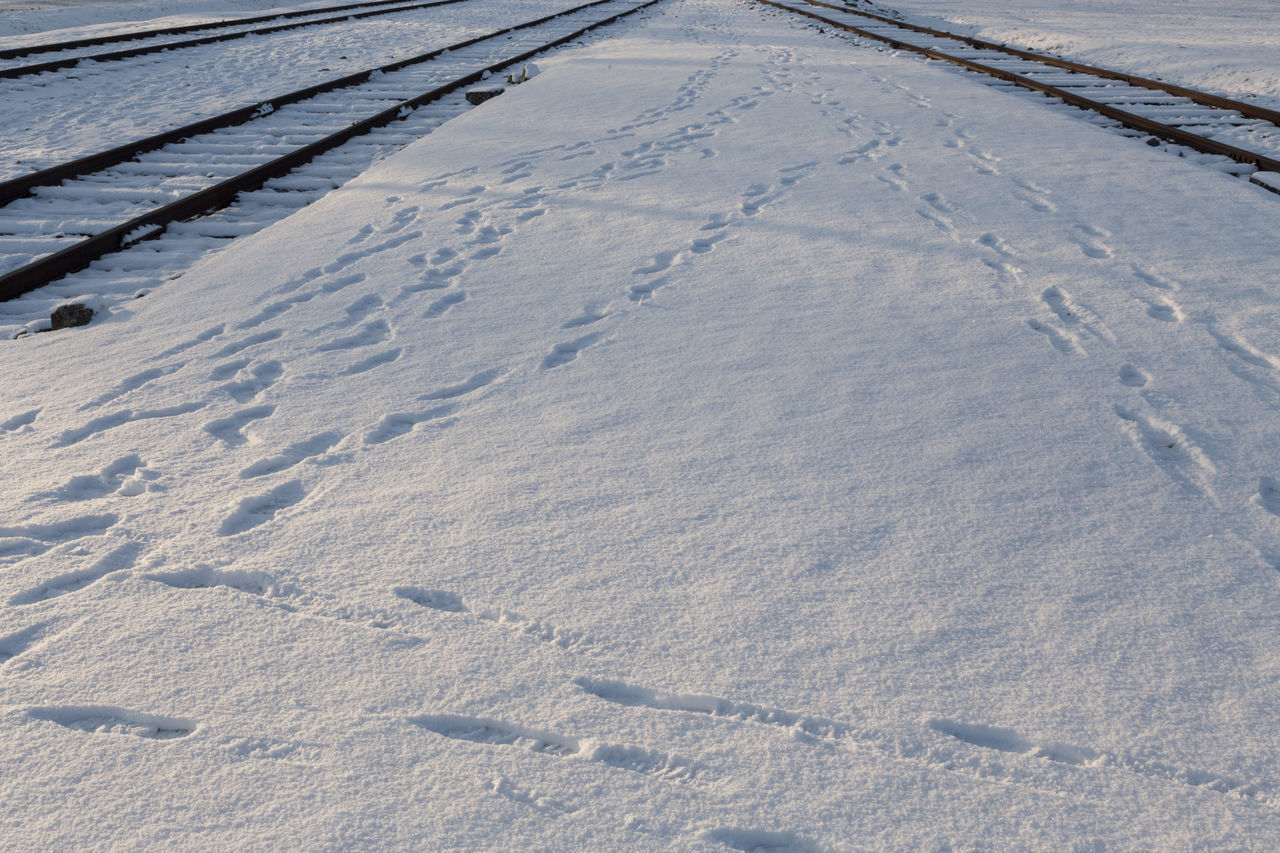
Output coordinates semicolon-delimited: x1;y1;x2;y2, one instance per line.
50;303;94;330
466;88;505;106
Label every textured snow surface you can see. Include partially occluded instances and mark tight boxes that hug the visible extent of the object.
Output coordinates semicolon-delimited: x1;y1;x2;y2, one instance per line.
888;0;1280;110
0;0;553;177
4;0;1280;848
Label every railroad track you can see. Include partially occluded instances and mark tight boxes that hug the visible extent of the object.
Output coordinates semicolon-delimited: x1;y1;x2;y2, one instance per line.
0;0;471;80
0;0;660;310
756;0;1280;195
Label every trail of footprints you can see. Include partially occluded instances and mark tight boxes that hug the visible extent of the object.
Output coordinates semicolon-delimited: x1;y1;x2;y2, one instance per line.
384;568;1277;811
847;108;1250;507
14;48;1280;819
10;549;1276;809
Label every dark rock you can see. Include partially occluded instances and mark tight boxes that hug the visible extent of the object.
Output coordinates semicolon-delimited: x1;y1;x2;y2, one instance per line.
1146;137;1161;146
466;87;504;106
50;303;94;330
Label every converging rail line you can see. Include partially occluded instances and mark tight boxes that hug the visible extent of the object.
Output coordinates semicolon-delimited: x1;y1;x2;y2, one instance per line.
0;0;470;80
0;0;660;303
756;0;1280;194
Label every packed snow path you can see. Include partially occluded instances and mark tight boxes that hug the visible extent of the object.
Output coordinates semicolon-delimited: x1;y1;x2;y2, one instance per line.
3;0;1280;848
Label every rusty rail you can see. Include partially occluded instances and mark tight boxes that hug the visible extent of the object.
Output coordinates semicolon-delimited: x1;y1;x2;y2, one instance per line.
0;0;663;301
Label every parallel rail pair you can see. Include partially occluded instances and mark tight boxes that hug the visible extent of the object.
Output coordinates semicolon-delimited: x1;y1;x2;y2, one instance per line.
0;0;659;303
757;0;1280;189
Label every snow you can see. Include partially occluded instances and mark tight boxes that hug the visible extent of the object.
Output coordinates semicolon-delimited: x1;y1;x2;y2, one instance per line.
0;0;554;177
4;0;1280;848
0;0;395;41
885;0;1280;111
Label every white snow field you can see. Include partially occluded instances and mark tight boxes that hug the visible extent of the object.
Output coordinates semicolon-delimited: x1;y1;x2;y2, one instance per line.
4;0;1280;848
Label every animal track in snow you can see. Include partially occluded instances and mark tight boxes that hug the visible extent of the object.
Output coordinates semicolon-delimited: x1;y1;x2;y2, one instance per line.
210;358;251;381
1142;295;1185;323
54;402;205;447
342;348;402;375
691;231;730;254
319;231;422;277
778;160;817;185
543;333;602;369
44;454;156;501
153;324;223;360
704;829;819;852
9;541;143;606
977;232;1015;258
1131;265;1179;291
1119;365;1152;388
876;163;909;192
0;622;54;666
395;586;591;650
212;329;283;359
145;565;280;598
920;192;958;214
203;405;274;447
1;409;39;433
410;714;577;755
364;405;456;445
28;706;194;739
574;678;853;740
563;306;609;329
420;369;503;402
701;213;731;231
409;714;699;784
1114;406;1214;495
456;209;482;234
340;294;383;326
928;717;1274;806
837;135;901;165
219;360;284;403
1206;327;1280;370
635;250;682;276
317;319;391;352
424;291;467;318
402;263;465;298
471;224;512;245
1027;319;1085;356
1257;478;1280;517
0;514;118;561
218;480;307;536
1072;224;1114;259
967;149;1000;176
80;366;177;410
240;431;343;479
321;272;366;294
740;183;782;216
1014;189;1056;213
237;292;316;330
1040;286;1111;341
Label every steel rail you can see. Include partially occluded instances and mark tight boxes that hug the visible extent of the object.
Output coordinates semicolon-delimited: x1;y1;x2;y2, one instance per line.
0;0;469;80
0;0;579;206
0;0;662;301
754;0;1280;175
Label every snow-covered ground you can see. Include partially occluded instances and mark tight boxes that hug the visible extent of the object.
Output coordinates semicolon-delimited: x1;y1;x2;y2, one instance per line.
888;0;1280;110
4;0;1280;848
0;0;555;177
0;0;387;39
